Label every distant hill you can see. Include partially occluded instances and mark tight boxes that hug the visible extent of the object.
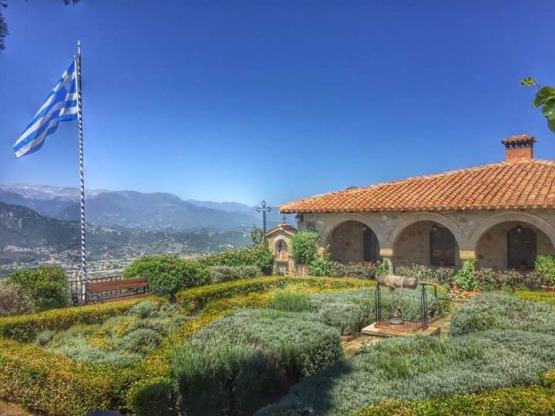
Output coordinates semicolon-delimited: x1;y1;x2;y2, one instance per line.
186;199;287;225
0;202;252;265
0;184;290;231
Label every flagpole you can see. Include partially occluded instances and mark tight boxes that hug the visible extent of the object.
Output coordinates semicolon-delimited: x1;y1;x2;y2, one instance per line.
76;40;87;299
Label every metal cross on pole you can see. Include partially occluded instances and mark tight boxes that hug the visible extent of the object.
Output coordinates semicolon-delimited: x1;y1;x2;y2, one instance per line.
281;215;287;224
256;200;271;235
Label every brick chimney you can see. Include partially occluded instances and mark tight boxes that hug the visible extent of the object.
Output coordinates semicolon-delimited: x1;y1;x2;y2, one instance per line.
501;134;536;162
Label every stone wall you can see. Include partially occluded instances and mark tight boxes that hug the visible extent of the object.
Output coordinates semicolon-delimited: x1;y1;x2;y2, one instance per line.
475;221;555;269
328;220;363;263
300;208;555;270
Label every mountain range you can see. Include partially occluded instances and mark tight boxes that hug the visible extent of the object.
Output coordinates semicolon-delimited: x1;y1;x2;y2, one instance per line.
0;184;289;231
0;201;252;267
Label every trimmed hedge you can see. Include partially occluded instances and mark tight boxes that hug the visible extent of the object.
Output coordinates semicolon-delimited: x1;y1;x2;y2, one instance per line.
175;276;376;314
449;292;555;337
352;372;555;416
207;265;261;283
0;297;157;342
172;309;343;415
0;277;369;415
196;244;274;273
516;289;555;306
256;293;555;416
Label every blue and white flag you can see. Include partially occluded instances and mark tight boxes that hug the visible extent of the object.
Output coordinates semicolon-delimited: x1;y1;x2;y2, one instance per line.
13;60;78;158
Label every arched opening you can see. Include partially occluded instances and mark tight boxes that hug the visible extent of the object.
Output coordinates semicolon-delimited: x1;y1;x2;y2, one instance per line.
393;221;459;267
328;220;380;264
475;222;554;270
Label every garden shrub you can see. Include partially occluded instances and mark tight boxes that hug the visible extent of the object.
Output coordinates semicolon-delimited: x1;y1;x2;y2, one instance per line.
197;244;274;274
172;308;343;416
472;268;500;291
312;260;379;279
449;292;555;337
0;283;33;316
534;254;555;286
0;278;373;416
0;297;150;342
176;276;376;314
500;269;526;291
6;266;70;312
453;259;479;291
352;378;555;416
36;300;185;366
339;262;378;279
207;265;261;283
471;269;525;292
516;289;555;306
309;256;336;277
291;230;320;265
123;254;210;299
395;264;454;284
128;377;178;416
269;287;312;312
256;330;555;416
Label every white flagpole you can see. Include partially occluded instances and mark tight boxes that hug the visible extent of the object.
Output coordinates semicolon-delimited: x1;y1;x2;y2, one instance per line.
76;40;87;300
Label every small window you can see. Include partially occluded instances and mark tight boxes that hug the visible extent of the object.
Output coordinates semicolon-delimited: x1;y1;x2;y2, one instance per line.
306;222;316;232
430;226;456;266
507;227;536;269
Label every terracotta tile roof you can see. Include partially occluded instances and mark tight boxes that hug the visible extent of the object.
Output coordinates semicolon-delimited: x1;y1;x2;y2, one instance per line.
501;134;537;146
279;159;555;214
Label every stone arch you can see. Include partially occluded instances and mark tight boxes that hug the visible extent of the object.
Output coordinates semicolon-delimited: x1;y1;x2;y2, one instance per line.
319;213;387;249
469;211;555;251
388;212;465;250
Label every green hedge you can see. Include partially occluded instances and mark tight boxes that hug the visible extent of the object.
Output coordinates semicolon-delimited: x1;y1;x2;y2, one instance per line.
207;265;262;283
175;276;376;314
256;293;555;416
0;297;156;342
196;244;274;273
516;289;555;306
352;371;555;415
173;308;343;416
449;292;555;337
123;254;210;299
0;277;368;415
7;266;70;312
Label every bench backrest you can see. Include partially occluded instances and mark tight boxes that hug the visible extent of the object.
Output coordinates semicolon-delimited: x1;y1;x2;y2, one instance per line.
87;277;148;294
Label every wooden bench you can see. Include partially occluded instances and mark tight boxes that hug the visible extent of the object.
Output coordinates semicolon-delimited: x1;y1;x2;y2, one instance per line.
86;277;149;303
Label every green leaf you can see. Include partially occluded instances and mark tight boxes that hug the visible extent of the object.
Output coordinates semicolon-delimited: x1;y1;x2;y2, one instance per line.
533;87;555;108
542;98;555;120
548;119;555;134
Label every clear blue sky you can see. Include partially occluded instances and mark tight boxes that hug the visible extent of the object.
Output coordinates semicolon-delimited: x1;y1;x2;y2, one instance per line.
1;0;554;206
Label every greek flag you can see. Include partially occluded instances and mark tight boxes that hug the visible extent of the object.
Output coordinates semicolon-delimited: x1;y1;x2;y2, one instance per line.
13;60;78;158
